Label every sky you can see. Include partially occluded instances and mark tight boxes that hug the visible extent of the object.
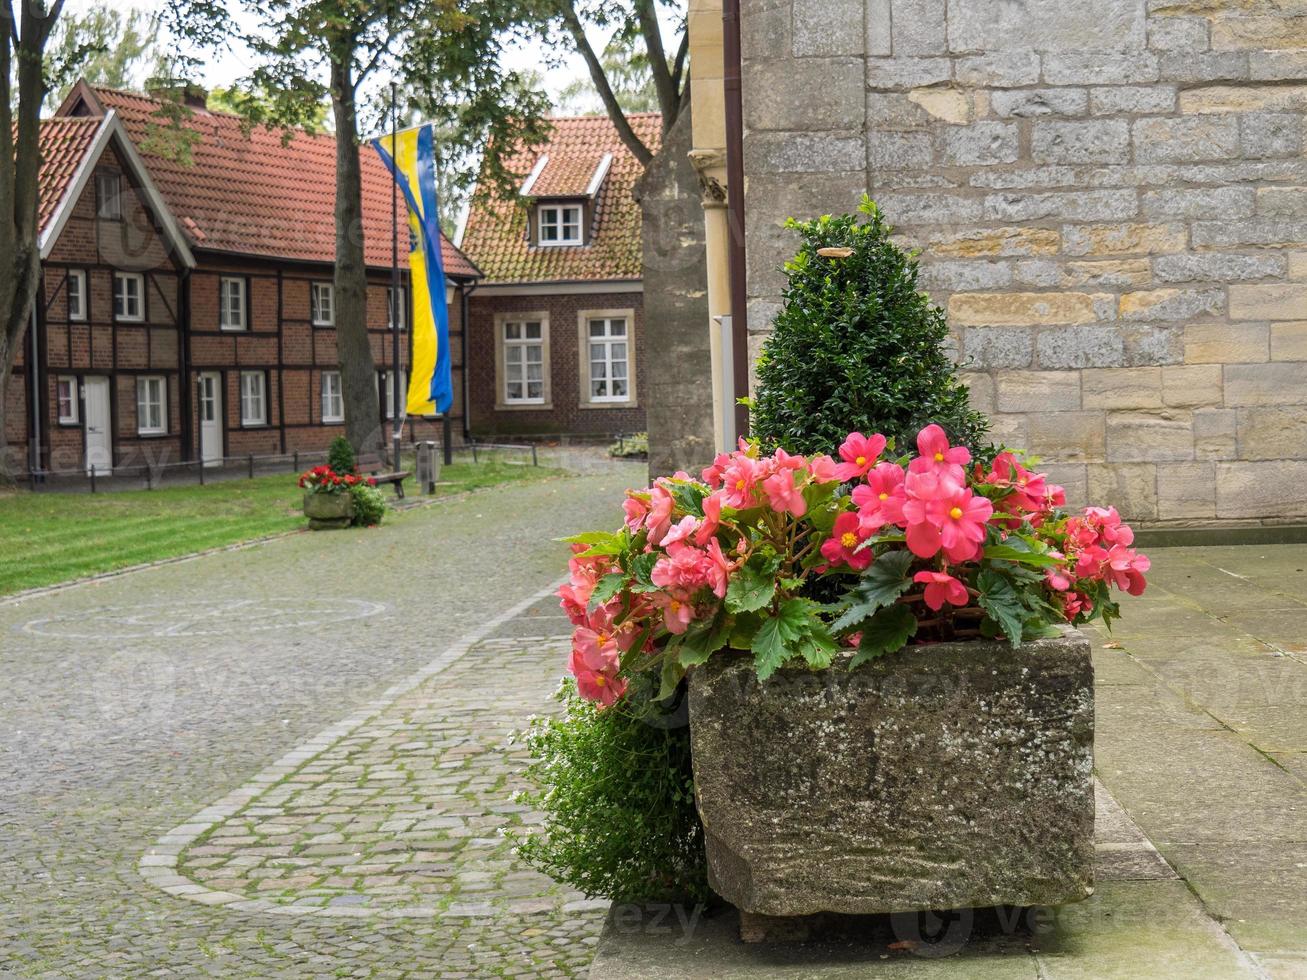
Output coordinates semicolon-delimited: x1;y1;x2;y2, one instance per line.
61;0;656;118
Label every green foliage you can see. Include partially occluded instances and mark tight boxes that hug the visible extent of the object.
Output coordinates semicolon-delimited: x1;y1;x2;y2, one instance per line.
327;437;357;476
42;4;163;113
349;482;386;527
609;432;649;459
751;196;989;456
851;604;919;668
514;683;708;905
831;549;916;634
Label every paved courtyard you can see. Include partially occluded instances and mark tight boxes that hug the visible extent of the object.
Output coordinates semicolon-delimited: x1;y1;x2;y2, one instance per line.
2;464;1306;977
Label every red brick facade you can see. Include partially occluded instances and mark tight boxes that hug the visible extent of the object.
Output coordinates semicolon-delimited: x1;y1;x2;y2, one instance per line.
467;290;644;438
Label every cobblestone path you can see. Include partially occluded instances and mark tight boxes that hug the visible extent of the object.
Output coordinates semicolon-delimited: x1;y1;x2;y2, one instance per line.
0;469;636;977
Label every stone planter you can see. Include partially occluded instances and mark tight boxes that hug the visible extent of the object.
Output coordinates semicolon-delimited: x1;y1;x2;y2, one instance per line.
303;490;354;530
688;630;1094;918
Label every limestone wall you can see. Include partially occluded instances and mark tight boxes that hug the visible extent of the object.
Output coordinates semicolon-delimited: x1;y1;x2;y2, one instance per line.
740;0;1307;525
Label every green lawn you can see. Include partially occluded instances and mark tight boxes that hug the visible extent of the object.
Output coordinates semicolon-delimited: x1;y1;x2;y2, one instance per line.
0;460;560;596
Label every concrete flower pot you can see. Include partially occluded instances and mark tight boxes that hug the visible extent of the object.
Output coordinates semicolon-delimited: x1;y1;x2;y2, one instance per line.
688;630;1094;919
303;490;354;530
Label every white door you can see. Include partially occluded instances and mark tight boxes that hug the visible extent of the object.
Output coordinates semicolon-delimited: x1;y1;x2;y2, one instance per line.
83;376;112;476
198;372;222;467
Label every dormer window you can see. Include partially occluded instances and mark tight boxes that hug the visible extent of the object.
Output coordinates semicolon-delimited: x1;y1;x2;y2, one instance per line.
538;203;582;247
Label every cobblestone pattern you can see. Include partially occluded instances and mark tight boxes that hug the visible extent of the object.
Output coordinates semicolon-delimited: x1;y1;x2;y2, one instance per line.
0;473;627;977
741;0;1307;524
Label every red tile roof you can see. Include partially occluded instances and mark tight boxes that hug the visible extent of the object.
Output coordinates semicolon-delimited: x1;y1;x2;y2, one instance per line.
57;84;479;279
37;116;102;234
460;113;661;284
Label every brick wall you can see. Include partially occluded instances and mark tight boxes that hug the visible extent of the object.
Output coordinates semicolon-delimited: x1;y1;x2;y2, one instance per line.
741;0;1307;525
467;290;646;438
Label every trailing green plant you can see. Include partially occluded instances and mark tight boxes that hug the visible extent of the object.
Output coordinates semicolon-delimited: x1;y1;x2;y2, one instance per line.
327;436;357;476
751;195;988;457
513;680;709;905
349;482;386;527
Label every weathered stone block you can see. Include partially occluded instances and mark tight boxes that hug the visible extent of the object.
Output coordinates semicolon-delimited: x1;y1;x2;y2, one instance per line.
1159;50;1249;84
1256;186;1307;219
1194;408;1237;460
1133;116;1240;163
989;412;1029;446
1089;85;1178;114
866;92;935;131
929;226;1061;257
745;58;865;131
1087;461;1158;520
1121;324;1184;366
866;131;934;171
1013;259;1064;287
1184;323;1269;364
963;326;1034;368
1290;252;1307;280
1063;223;1187;256
940;122;1020;166
1229;282;1307;321
919;259;1012;292
950;291;1107;327
741;0;790;60
1026;411;1106;460
1064;260;1152;288
866;0;891;55
954;51;1041;87
995;370;1082;412
1216;460;1307;518
992;88;1089;118
745;171;867;297
1250;49;1307;81
1154;252;1283;283
1179;83;1307;115
793;0;865;56
876;192;983;224
908;87;973;124
1042;462;1088;508
746;132;867;174
1157;462;1217;520
1224;362;1307;405
984;190;1137;222
1119;288;1225;321
1236;406;1307;461
948;0;1144;52
1106;410;1195;461
1032;120;1130;164
1036;326;1126;368
1081;367;1163;409
892;0;946;55
1271;321;1307;360
865;57;952;91
1241;113;1303;158
1044;52;1159;86
1192;217;1307;249
1140;186;1254;219
689;635;1096;918
1212;14;1307;51
1162;364;1223;408
1147;16;1210;52
960;370;995;413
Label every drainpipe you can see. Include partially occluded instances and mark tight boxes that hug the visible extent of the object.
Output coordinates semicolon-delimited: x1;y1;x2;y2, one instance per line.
179;267;193;462
28;301;41;477
460;279;477;444
723;0;750;440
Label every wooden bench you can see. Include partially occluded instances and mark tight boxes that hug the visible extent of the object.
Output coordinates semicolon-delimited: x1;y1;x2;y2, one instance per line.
357;452;411;499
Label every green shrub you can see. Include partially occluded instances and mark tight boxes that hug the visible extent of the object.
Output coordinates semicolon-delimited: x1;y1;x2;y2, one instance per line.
609;432;649;459
513;682;709;905
751;195;988;456
327;436;357;475
349;482;386;526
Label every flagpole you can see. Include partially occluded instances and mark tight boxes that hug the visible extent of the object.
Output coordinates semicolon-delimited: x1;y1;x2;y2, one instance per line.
390;81;403;469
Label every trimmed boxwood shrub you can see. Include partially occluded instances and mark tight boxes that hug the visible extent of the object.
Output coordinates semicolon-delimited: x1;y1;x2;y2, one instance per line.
751;196;988;456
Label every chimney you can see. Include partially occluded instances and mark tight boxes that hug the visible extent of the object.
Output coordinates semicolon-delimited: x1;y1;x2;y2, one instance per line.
146;77;209;111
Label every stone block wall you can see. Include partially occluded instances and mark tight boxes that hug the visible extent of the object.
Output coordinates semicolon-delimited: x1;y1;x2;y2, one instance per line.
740;0;1307;525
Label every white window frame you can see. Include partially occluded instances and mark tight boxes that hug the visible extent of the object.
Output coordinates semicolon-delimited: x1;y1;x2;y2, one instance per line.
66;269;87;322
321;370;344;423
537;204;583;247
56;375;78;424
388;285;406;330
136;375;167;435
96;171;121;219
240;370;267;427
113;272;145;322
495;313;550;409
383;369;408;419
578;309;637;408
311;281;335;326
220;277;247;331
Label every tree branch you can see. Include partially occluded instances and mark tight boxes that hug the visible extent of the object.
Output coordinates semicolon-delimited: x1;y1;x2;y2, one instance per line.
670;28;688;99
634;0;676;124
558;0;652;167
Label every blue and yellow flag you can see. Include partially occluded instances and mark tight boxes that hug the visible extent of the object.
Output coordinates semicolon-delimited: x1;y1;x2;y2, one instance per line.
371;125;452;417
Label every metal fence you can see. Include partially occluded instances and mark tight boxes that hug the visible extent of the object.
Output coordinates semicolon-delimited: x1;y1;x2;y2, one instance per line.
19;440;540;494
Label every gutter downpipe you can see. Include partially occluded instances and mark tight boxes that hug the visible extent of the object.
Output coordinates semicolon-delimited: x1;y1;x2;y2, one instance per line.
723;0;750;440
28;302;41;480
460;279;477;445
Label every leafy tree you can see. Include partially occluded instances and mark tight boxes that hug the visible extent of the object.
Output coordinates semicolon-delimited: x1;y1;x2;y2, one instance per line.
557;41;659;115
41;4;162;112
207;85;330;133
0;0;65;483
751;196;989;457
167;0;552;459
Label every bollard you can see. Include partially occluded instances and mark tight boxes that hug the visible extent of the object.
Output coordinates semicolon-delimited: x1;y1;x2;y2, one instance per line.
471;441;478;464
248;453;255;479
199;458;205;486
293;450;299;472
90;464;97;494
531;444;538;467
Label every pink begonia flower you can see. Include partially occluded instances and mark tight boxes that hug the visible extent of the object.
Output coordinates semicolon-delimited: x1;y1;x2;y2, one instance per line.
851;462;907;531
820;512;873;571
704;538;733;598
661;515;700;550
763;468;807;517
695;492;724;546
1104;544;1150;596
909;424;971;481
623;494;649;532
558;544;611;625
834;431;888;482
845;632;863;648
914;570;970;611
721;455;761;510
701;452;732;488
569;648;626;707
1045;568;1073;593
902;476;991;562
645;484;675;545
655;593;696;634
808;454;841;484
773;447;807;471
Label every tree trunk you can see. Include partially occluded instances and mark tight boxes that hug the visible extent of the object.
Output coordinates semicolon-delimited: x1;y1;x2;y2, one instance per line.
328;51;383;459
